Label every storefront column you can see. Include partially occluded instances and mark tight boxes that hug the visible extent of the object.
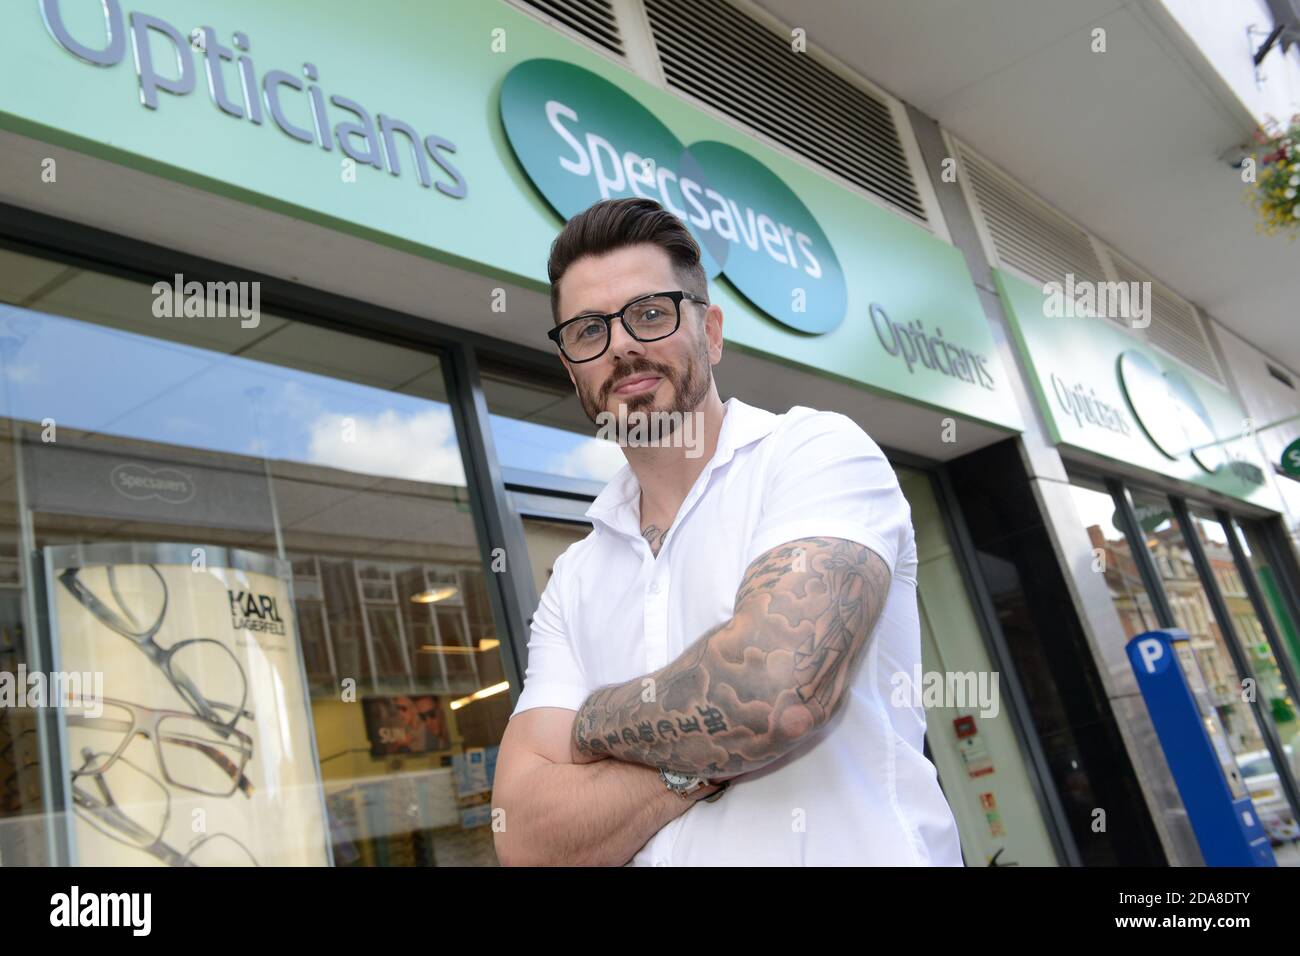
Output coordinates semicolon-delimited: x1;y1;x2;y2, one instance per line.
904;104;1202;866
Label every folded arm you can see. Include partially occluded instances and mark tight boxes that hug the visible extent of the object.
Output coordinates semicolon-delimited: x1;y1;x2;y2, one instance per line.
570;535;891;777
493;706;721;866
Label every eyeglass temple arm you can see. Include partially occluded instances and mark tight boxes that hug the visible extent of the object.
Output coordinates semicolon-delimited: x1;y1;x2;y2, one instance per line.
72;767;159;846
59;569;136;636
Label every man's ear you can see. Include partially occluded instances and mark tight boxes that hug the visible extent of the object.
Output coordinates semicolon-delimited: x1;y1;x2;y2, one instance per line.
705;304;724;365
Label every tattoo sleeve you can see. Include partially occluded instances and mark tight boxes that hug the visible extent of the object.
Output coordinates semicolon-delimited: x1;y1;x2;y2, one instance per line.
571;536;892;776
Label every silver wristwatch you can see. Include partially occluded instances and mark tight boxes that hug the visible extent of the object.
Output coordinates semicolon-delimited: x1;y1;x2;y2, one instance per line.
659;767;727;802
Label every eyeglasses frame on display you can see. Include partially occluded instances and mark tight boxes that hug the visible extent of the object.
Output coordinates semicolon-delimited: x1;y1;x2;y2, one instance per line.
71;748;259;867
59;564;255;734
65;695;253;798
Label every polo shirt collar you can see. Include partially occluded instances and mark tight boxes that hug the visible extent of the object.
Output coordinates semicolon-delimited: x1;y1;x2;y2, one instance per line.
584;396;779;536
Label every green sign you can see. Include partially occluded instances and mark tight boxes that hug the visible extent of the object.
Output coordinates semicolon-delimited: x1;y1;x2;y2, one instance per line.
2;0;1023;432
995;268;1282;510
1283;437;1300;478
499;59;846;334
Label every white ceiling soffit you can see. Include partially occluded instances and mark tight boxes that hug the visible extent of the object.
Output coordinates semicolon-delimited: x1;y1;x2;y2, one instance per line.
753;0;1300;376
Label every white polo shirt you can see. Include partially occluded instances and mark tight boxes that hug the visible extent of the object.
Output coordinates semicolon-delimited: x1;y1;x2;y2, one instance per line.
510;396;963;866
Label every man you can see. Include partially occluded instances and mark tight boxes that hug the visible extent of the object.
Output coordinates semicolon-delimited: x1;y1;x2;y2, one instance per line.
492;197;963;866
417;696;448;751
392;695;425;752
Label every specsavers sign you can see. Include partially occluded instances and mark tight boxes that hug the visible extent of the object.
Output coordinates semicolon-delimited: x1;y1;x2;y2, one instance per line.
995;268;1282;510
500;58;845;335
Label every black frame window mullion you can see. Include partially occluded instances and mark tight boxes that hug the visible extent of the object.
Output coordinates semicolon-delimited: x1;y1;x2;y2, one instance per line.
1257;519;1300;656
1170;496;1300;824
440;343;539;708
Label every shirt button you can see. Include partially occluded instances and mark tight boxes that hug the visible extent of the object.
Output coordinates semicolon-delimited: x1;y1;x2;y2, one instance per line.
648;582;661;595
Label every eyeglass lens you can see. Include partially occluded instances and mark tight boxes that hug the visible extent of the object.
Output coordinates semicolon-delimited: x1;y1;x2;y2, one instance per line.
560;294;679;361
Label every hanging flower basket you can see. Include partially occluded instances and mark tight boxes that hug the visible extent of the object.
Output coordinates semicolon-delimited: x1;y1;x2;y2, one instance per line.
1246;113;1300;239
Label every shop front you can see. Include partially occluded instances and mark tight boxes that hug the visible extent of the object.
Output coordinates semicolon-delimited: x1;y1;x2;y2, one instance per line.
0;0;1103;866
996;267;1300;864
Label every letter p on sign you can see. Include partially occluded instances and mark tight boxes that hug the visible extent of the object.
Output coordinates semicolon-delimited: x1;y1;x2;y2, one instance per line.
1137;638;1164;674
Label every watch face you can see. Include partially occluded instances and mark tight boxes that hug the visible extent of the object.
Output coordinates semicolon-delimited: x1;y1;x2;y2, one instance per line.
662;769;693;786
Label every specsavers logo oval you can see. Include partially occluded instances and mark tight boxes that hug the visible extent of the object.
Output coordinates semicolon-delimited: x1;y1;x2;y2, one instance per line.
499;59;847;335
1117;349;1228;472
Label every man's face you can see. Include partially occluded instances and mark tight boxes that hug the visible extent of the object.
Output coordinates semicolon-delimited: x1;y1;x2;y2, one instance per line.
417;698;442;734
394;697;417;728
554;243;721;426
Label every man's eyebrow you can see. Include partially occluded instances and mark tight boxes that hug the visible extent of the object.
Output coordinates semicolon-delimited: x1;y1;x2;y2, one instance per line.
564;291;659;322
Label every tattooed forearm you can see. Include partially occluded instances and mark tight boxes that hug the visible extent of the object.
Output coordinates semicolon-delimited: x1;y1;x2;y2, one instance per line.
571;536;891;777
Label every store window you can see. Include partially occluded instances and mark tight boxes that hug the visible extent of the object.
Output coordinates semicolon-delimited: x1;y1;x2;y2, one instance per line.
0;247;510;866
1233;519;1300;699
1128;490;1300;856
1066;480;1160;638
480;363;622;489
519;517;591;601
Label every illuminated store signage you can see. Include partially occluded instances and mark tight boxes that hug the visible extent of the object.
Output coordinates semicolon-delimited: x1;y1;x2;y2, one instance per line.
39;0;467;197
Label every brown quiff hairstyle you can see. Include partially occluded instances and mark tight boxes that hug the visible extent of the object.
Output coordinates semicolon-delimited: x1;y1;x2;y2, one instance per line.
547;197;709;324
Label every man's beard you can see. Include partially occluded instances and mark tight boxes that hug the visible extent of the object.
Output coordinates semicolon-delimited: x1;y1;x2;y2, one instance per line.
577;327;711;437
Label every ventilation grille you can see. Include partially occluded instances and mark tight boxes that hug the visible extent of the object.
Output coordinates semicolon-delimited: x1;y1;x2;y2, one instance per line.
643;0;927;223
1109;254;1223;384
1267;363;1294;390
958;143;1106;288
517;0;625;58
959;140;1224;384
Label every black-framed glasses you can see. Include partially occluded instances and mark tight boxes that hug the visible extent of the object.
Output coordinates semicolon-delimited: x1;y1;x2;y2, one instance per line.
547;290;708;363
59;565;254;735
66;696;253;798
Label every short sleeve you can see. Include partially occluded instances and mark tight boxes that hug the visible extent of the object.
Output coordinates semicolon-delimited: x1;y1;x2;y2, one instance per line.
510;547;590;719
744;410;911;575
